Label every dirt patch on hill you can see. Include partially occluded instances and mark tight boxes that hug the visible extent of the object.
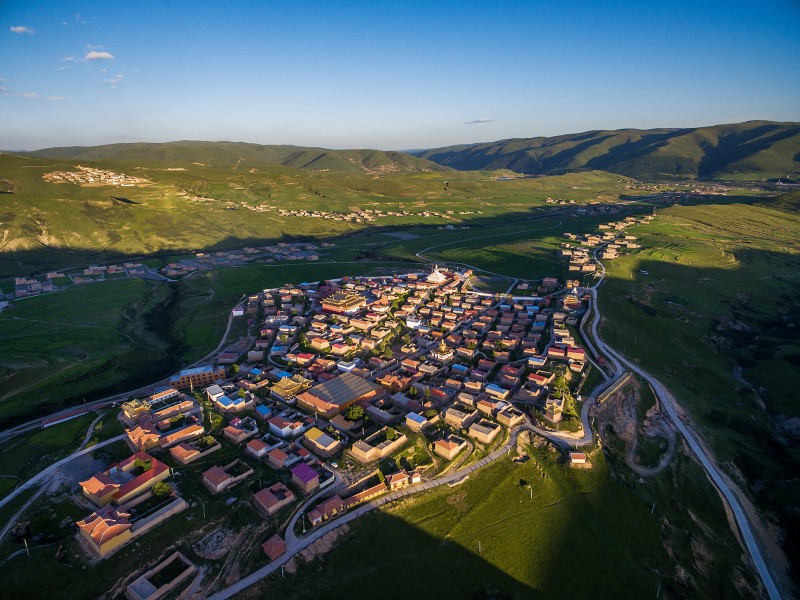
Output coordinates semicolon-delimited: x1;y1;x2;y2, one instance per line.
284;524;350;574
593;378;675;476
194;527;238;560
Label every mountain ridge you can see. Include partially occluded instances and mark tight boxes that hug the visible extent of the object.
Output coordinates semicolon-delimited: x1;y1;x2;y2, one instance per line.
16;140;452;175
412;120;800;181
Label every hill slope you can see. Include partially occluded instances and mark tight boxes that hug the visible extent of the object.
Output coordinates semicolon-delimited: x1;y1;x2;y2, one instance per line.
414;121;800;181
21;140;451;175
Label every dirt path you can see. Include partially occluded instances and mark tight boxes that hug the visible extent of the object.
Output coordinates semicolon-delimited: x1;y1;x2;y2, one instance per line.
77;411;107;452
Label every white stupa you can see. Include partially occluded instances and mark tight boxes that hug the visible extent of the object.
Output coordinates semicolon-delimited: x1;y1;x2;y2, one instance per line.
427;264;447;284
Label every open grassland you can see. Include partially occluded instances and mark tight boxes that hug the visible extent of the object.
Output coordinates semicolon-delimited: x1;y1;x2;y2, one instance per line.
254;442;754;600
596;199;800;586
0;413;96;499
0;279;176;423
0;151;638;279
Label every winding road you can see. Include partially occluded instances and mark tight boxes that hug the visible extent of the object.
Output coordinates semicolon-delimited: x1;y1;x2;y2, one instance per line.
584;245;782;600
209;423;534;600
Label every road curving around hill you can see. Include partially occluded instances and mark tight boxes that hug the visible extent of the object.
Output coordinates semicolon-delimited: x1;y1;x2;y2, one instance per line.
585;245;782;600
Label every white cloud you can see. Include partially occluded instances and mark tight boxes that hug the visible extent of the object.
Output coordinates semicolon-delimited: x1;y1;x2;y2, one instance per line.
10;26;34;34
60;56;76;62
84;50;114;61
3;91;39;98
104;74;124;87
47;95;65;101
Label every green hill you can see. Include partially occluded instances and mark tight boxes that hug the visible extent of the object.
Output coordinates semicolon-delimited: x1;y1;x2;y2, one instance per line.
19;140;451;175
414;121;800;181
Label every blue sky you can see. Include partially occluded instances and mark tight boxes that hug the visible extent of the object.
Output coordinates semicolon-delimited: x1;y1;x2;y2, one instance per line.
1;0;799;150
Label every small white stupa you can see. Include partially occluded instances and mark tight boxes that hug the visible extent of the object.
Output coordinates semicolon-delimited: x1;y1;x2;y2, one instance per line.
427;264;447;284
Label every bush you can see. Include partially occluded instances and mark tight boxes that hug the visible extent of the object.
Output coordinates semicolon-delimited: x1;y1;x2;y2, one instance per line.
345;405;364;421
152;481;172;498
133;457;152;472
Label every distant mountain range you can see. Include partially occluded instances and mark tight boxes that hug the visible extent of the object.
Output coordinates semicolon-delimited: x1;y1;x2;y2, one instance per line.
413;121;800;181
19;140;451;175
14;120;800;181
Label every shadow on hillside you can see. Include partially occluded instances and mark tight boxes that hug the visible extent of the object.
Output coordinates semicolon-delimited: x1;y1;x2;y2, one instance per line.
0;203;647;281
253;490;670;600
598;248;800;590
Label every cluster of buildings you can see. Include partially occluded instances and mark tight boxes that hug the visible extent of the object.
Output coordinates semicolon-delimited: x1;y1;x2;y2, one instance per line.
560;215;652;271
42;165;150;186
66;258;597;566
276;207;480;223
76;450;186;557
159;242;327;278
8;262;152;299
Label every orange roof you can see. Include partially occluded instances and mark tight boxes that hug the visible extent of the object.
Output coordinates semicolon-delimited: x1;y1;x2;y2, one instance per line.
267;448;289;463
246;439;268;452
79;473;119;498
76;505;132;545
170;443;199;462
262;533;286;561
387;471;410;485
203;465;230;487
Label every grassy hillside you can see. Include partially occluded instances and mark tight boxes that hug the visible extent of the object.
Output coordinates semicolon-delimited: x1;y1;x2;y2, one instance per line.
18;140;452;174
595;199;800;591
0;152;637;279
415;121;800;181
256;443;755;599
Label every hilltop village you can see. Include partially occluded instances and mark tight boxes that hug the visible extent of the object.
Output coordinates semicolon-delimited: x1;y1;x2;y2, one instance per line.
60;213;650;596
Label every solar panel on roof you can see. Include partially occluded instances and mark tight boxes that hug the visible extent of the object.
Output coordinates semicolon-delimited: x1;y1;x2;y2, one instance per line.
307;372;379;406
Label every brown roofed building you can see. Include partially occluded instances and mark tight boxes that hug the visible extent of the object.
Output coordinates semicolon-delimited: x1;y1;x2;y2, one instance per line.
433;435;468;460
262;534;287;561
253;483;296;516
296;372;383;419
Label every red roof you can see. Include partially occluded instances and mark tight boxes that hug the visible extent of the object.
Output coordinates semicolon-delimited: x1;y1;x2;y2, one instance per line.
262;533;286;560
203;465;230;487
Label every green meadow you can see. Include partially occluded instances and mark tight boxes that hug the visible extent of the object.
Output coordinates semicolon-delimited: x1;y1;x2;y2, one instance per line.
0;150;640;280
594;198;800;581
256;443;755;600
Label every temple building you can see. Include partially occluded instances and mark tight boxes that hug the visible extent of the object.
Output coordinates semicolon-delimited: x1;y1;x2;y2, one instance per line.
427;264;448;285
430;339;455;364
321;291;366;315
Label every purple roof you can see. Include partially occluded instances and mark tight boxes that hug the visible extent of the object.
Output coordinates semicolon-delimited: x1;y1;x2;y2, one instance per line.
291;463;318;483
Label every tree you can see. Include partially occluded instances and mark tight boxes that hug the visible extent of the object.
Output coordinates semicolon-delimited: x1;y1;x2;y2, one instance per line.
345;404;364;422
237;388;247;398
133;457;152;472
197;435;216;448
152;481;172;498
385;428;398;441
552;370;572;401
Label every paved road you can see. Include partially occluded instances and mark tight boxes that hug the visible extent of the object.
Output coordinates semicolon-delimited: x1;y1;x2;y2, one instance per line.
208;424;532;600
585;246;782;600
0;434;126;511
